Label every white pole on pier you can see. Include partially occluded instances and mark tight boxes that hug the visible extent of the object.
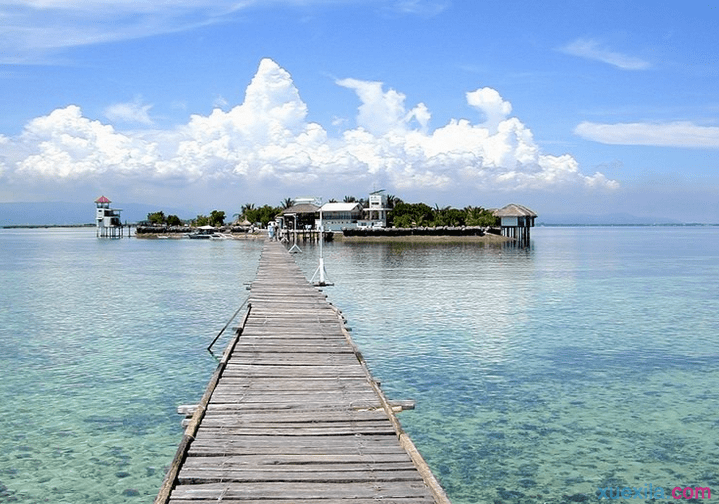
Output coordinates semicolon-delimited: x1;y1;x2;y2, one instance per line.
311;205;333;286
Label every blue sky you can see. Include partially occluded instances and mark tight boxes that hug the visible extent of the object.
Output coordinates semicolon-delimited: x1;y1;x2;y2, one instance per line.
1;0;717;222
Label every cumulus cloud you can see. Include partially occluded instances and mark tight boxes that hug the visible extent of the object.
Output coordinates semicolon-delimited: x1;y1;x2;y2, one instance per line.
575;121;719;148
466;87;512;135
336;78;431;134
15;105;160;180
104;96;154;125
560;38;651;70
2;58;618;201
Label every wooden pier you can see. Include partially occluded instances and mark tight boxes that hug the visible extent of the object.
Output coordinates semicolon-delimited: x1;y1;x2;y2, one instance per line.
155;240;449;504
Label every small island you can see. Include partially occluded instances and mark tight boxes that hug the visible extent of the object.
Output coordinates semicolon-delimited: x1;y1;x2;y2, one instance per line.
129;191;535;245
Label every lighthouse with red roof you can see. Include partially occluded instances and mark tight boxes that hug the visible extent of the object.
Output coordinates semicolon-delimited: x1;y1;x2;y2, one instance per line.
95;196;124;237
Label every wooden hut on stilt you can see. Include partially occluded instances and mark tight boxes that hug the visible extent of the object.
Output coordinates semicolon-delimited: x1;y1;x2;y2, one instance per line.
493;204;536;245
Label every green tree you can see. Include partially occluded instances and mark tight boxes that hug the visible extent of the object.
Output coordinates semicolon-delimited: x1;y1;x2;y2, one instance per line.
386;194;402;209
241;203;255;217
167;214;182;226
147;211;165;225
465;206;497;227
233;203;256;224
195;214;209;226
343;195;357;203
434;206;465;227
388;202;434;227
281;198;294;210
209;210;226;227
392;214;414;228
245;205;281;227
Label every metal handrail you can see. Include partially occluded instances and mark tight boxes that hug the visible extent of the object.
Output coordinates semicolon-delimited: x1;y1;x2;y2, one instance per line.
207;295;250;354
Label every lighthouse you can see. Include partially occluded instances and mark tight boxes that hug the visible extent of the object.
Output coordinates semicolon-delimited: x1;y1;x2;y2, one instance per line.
95;196;124;238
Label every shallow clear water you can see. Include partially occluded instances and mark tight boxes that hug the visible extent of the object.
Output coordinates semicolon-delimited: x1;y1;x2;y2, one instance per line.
0;229;264;502
1;227;718;503
292;228;719;503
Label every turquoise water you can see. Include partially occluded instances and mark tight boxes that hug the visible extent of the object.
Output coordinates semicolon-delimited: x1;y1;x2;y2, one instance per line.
0;229;264;502
1;227;718;503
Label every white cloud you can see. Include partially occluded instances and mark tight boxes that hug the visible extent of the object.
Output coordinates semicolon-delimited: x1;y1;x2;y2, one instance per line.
104;97;154;125
561;38;651;70
336;78;430;135
2;58;618;201
575;121;719;148
15;105;161;180
466;87;512;135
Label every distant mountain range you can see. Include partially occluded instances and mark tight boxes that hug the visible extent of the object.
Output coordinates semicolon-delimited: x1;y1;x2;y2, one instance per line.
0;202;192;226
0;202;699;227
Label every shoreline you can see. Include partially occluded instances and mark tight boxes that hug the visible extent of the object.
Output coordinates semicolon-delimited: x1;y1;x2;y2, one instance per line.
135;232;266;240
3;225;514;244
333;233;512;244
133;230;512;244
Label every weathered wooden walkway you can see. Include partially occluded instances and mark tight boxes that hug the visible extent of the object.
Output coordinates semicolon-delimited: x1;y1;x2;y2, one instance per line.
156;240;449;504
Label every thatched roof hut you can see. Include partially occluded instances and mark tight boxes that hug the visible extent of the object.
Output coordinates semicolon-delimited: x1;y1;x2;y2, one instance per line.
492;203;537;219
492;204;537;244
278;203;320;229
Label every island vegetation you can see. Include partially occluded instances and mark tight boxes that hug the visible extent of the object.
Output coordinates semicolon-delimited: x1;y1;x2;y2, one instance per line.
136;194;501;238
146;210;227;227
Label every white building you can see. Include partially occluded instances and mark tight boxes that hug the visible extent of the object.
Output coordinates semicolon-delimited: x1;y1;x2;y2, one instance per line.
318;202;363;231
362;190;390;228
95;195;124;238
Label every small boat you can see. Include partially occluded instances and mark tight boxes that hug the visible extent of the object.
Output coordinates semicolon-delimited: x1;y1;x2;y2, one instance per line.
185;225;215;239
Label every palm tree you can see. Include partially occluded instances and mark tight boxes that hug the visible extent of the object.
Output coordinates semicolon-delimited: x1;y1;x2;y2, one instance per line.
343;196;357;203
281;197;295;210
386;194;402;209
241;203;255;216
233;203;256;224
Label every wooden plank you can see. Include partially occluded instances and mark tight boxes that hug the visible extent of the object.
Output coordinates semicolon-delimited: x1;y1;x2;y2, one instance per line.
206;379;374;392
201;409;390;422
187;434;408;456
177;468;426;484
208;392;382;403
222;365;368;378
169;481;435;500
170;500;432;504
180;453;413;466
228;354;360;365
230;343;354;352
190;426;396;436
